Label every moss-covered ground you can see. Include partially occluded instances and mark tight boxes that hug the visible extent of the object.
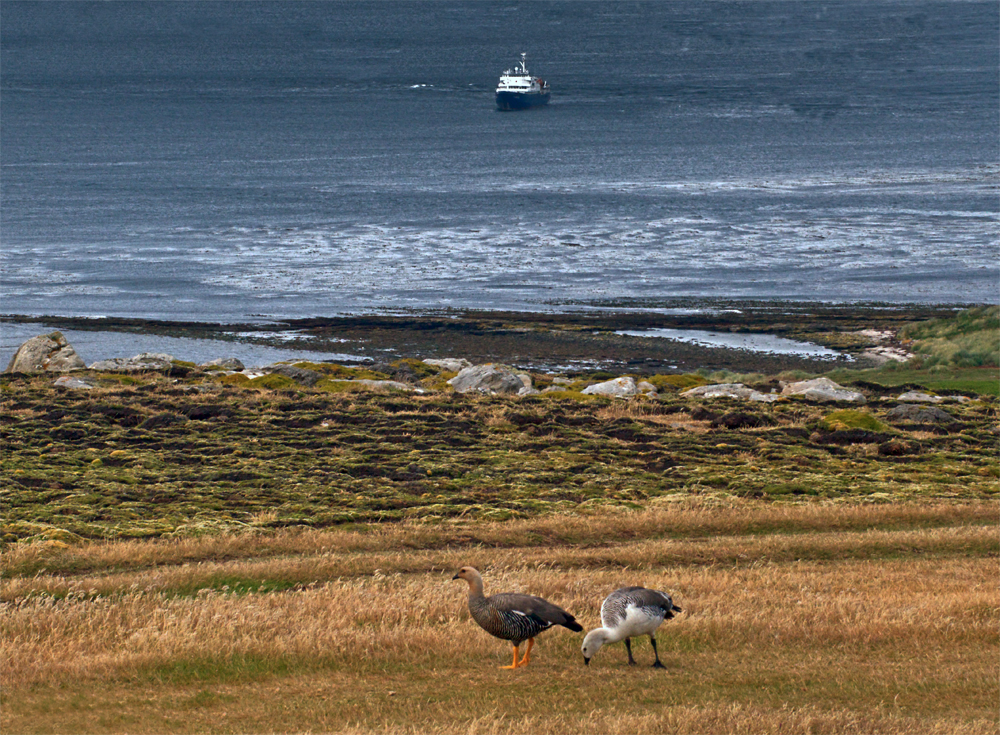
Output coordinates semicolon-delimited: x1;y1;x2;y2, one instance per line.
2;362;996;543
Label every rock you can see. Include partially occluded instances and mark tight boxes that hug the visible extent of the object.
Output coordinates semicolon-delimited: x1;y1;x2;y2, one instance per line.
448;364;525;394
582;376;638;398
52;375;95;390
781;377;865;404
885;404;957;424
268;364;323;387
552;377;574;385
859;346;912;365
541;385;570;393
516;373;535;396
681;383;779;403
5;332;85;373
200;357;245;371
350;379;412;392
637;381;657;395
424;358;473;373
371;361;419;384
89;352;174;372
895;390;943;403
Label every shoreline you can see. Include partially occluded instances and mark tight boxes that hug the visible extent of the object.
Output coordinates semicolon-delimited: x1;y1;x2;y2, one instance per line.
0;300;970;374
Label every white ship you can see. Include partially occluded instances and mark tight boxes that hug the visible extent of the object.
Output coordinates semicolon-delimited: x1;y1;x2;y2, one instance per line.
495;53;550;111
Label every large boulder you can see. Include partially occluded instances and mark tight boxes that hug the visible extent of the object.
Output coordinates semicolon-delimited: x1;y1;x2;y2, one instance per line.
781;377;865;404
267;364;323;387
448;364;525;394
200;357;245;371
5;332;85;373
52;375;96;390
681;383;779;403
895;390;943;404
885;404;957;424
582;376;639;398
89;353;174;372
349;379;413;392
424;358;473;373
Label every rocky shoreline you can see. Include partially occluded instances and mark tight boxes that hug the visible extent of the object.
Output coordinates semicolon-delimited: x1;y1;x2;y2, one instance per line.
1;300;954;374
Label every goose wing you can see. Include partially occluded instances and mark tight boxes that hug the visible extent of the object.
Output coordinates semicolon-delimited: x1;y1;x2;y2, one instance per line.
490;593;583;631
603;587;681;628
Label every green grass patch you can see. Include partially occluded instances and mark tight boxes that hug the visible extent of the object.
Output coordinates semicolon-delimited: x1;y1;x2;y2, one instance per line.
899;306;1000;368
646;374;710;392
819;409;889;432
830;366;999;396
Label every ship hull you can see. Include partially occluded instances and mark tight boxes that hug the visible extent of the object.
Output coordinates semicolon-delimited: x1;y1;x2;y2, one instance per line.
495;90;550;111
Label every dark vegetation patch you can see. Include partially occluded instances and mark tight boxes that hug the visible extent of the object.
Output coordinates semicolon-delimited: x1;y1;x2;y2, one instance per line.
2;302;998;543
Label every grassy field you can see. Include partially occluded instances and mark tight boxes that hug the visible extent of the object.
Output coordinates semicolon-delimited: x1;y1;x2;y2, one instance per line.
3;306;998;733
2;502;997;734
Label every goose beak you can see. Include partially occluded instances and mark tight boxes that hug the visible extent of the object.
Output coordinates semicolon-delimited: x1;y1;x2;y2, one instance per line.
452;572;460;580
583;656;590;666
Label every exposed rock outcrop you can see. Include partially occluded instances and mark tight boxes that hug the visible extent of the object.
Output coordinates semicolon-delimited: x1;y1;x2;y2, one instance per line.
448;364;525;394
885;404;957;424
781;377;865;404
424;358;473;373
52;375;96;390
89;353;174;372
681;383;779;403
267;364;323;387
581;376;638;398
5;332;85;373
200;357;245;371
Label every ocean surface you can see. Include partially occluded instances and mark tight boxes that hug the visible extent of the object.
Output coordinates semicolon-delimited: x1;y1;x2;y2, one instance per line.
2;0;997;324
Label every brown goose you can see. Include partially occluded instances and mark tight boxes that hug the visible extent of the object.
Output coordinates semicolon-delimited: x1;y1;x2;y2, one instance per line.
452;566;583;669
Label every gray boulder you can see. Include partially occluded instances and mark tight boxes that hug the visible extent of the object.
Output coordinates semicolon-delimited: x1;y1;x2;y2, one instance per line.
886;404;957;424
582;376;639;398
781;377;865;404
448;364;525;394
201;357;245;371
5;332;86;373
90;352;174;372
350;379;413;392
681;383;779;403
895;390;943;403
268;364;323;387
53;375;96;390
424;358;473;373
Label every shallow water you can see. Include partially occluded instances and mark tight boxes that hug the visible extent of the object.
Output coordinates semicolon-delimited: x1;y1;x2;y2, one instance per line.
615;328;844;358
0;323;365;370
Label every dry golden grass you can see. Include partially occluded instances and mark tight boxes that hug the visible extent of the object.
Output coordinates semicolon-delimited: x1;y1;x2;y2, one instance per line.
2;502;997;734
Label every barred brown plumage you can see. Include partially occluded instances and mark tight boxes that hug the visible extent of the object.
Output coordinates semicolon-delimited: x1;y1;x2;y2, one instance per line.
452;566;583;669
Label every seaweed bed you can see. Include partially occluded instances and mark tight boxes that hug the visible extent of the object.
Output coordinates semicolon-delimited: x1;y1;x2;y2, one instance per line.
3;359;996;543
2;300;963;373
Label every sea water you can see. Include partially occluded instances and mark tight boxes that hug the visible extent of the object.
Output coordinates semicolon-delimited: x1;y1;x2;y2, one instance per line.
2;1;997;323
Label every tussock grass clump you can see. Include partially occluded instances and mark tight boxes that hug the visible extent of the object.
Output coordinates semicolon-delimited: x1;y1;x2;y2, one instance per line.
819;409;889;433
898;306;1000;368
646;374;709;392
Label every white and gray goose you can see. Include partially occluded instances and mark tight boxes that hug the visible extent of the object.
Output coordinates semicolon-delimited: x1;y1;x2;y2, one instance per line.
581;586;682;668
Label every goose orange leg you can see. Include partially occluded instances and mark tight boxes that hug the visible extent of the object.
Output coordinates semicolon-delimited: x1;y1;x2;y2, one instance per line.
517;638;535;667
500;644;520;670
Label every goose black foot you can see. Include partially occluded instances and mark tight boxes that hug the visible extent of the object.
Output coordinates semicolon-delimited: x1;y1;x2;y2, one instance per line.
650;634;665;669
624;638;637;666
